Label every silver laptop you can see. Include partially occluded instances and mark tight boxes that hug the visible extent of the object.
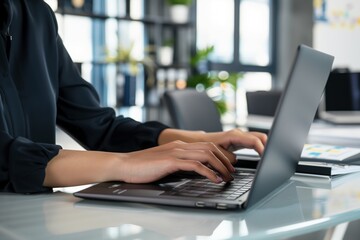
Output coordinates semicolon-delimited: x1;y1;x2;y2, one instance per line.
74;45;334;210
318;71;360;124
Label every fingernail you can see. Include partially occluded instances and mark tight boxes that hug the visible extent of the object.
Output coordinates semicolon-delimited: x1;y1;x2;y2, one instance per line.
216;176;223;183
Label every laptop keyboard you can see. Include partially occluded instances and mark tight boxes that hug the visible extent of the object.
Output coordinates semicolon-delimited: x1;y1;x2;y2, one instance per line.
162;172;254;200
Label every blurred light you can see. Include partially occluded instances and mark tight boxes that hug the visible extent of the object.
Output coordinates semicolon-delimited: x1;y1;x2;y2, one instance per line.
210;221;233;239
241;72;272;91
176;79;187;89
218;71;229;80
266;218;330;235
71;0;85;8
106;227;120;239
195;84;206;92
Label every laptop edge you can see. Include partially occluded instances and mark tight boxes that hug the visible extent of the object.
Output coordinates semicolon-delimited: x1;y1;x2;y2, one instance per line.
244;45;334;208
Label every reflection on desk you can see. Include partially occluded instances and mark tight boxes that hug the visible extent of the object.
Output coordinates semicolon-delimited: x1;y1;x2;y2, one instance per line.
308;124;360;148
1;173;360;240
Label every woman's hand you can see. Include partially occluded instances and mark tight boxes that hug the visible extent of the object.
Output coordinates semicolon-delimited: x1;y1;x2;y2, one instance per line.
44;141;235;188
116;140;235;184
158;128;267;165
198;129;268;164
44;128;267;188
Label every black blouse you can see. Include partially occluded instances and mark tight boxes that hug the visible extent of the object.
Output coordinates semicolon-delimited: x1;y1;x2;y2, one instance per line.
0;0;168;193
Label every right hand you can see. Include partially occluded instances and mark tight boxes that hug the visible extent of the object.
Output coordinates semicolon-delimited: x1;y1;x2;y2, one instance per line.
116;140;236;184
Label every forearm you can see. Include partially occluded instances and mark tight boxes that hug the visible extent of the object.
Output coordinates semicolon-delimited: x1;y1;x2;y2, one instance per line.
43;149;120;187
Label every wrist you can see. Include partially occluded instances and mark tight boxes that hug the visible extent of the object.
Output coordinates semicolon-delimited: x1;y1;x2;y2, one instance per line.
108;153;129;182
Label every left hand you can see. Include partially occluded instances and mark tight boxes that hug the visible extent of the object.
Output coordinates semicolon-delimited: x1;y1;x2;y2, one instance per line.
198;129;267;164
158;128;267;165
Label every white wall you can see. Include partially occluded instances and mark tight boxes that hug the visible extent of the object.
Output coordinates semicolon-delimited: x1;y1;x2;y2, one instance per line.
314;0;360;71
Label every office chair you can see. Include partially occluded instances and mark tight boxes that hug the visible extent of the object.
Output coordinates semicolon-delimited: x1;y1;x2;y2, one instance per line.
245;90;282;133
246;90;282;116
162;89;223;132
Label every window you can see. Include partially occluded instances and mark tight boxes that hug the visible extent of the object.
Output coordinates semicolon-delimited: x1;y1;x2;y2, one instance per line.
239;0;270;66
196;0;275;91
196;0;234;63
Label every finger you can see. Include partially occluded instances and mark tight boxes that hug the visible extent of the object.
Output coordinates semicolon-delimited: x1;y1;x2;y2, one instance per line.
153;141;236;173
229;132;266;156
174;160;225;183
217;148;237;165
248;132;268;146
172;142;235;174
136;141;234;175
199;142;235;173
173;149;234;181
207;143;236;172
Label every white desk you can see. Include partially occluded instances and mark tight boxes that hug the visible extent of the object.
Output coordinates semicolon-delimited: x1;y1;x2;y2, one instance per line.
1;173;360;240
308;123;360;148
2;118;360;239
244;114;360;148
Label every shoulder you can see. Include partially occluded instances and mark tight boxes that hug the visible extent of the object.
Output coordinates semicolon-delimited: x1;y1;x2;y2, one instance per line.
25;1;58;24
25;0;59;34
23;0;55;12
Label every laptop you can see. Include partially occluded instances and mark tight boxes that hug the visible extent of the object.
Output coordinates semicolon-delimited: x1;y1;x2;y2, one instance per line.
74;45;334;210
318;71;360;124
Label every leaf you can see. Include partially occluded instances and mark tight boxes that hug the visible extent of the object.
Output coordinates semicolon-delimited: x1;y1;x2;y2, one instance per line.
190;46;215;67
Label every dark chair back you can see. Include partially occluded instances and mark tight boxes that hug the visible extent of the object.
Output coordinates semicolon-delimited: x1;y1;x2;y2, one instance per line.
246;90;282;116
162;89;223;132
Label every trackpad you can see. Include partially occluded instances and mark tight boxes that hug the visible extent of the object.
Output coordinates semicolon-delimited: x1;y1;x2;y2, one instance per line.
120;189;165;197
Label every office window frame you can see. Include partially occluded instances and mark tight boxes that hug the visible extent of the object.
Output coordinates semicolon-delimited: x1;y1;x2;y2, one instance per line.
194;0;277;74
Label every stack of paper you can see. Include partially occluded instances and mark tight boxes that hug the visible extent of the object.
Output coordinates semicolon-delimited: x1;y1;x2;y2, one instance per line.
235;143;360;177
301;144;360;162
296;161;360;177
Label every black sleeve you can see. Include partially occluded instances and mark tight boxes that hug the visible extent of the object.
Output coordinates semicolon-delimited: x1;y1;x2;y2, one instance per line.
55;36;169;152
0;130;61;193
0;2;62;194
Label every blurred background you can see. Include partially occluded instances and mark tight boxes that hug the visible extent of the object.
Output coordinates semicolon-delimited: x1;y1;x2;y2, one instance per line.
45;0;360;128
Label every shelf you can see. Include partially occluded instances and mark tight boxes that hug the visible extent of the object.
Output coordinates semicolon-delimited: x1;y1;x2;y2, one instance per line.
76;61;190;69
55;9;193;27
57;0;195;110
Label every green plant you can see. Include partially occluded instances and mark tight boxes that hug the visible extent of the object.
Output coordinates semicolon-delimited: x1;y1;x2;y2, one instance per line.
187;71;242;115
105;42;156;87
106;42;139;76
166;0;192;5
187;45;215;89
162;38;174;47
187;46;243;115
190;45;214;67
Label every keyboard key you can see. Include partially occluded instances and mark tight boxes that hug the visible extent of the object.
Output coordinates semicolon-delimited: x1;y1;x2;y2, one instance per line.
162;173;254;200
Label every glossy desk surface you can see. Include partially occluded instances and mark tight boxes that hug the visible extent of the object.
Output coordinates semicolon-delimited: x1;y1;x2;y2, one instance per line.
245;115;360;148
2;172;360;240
